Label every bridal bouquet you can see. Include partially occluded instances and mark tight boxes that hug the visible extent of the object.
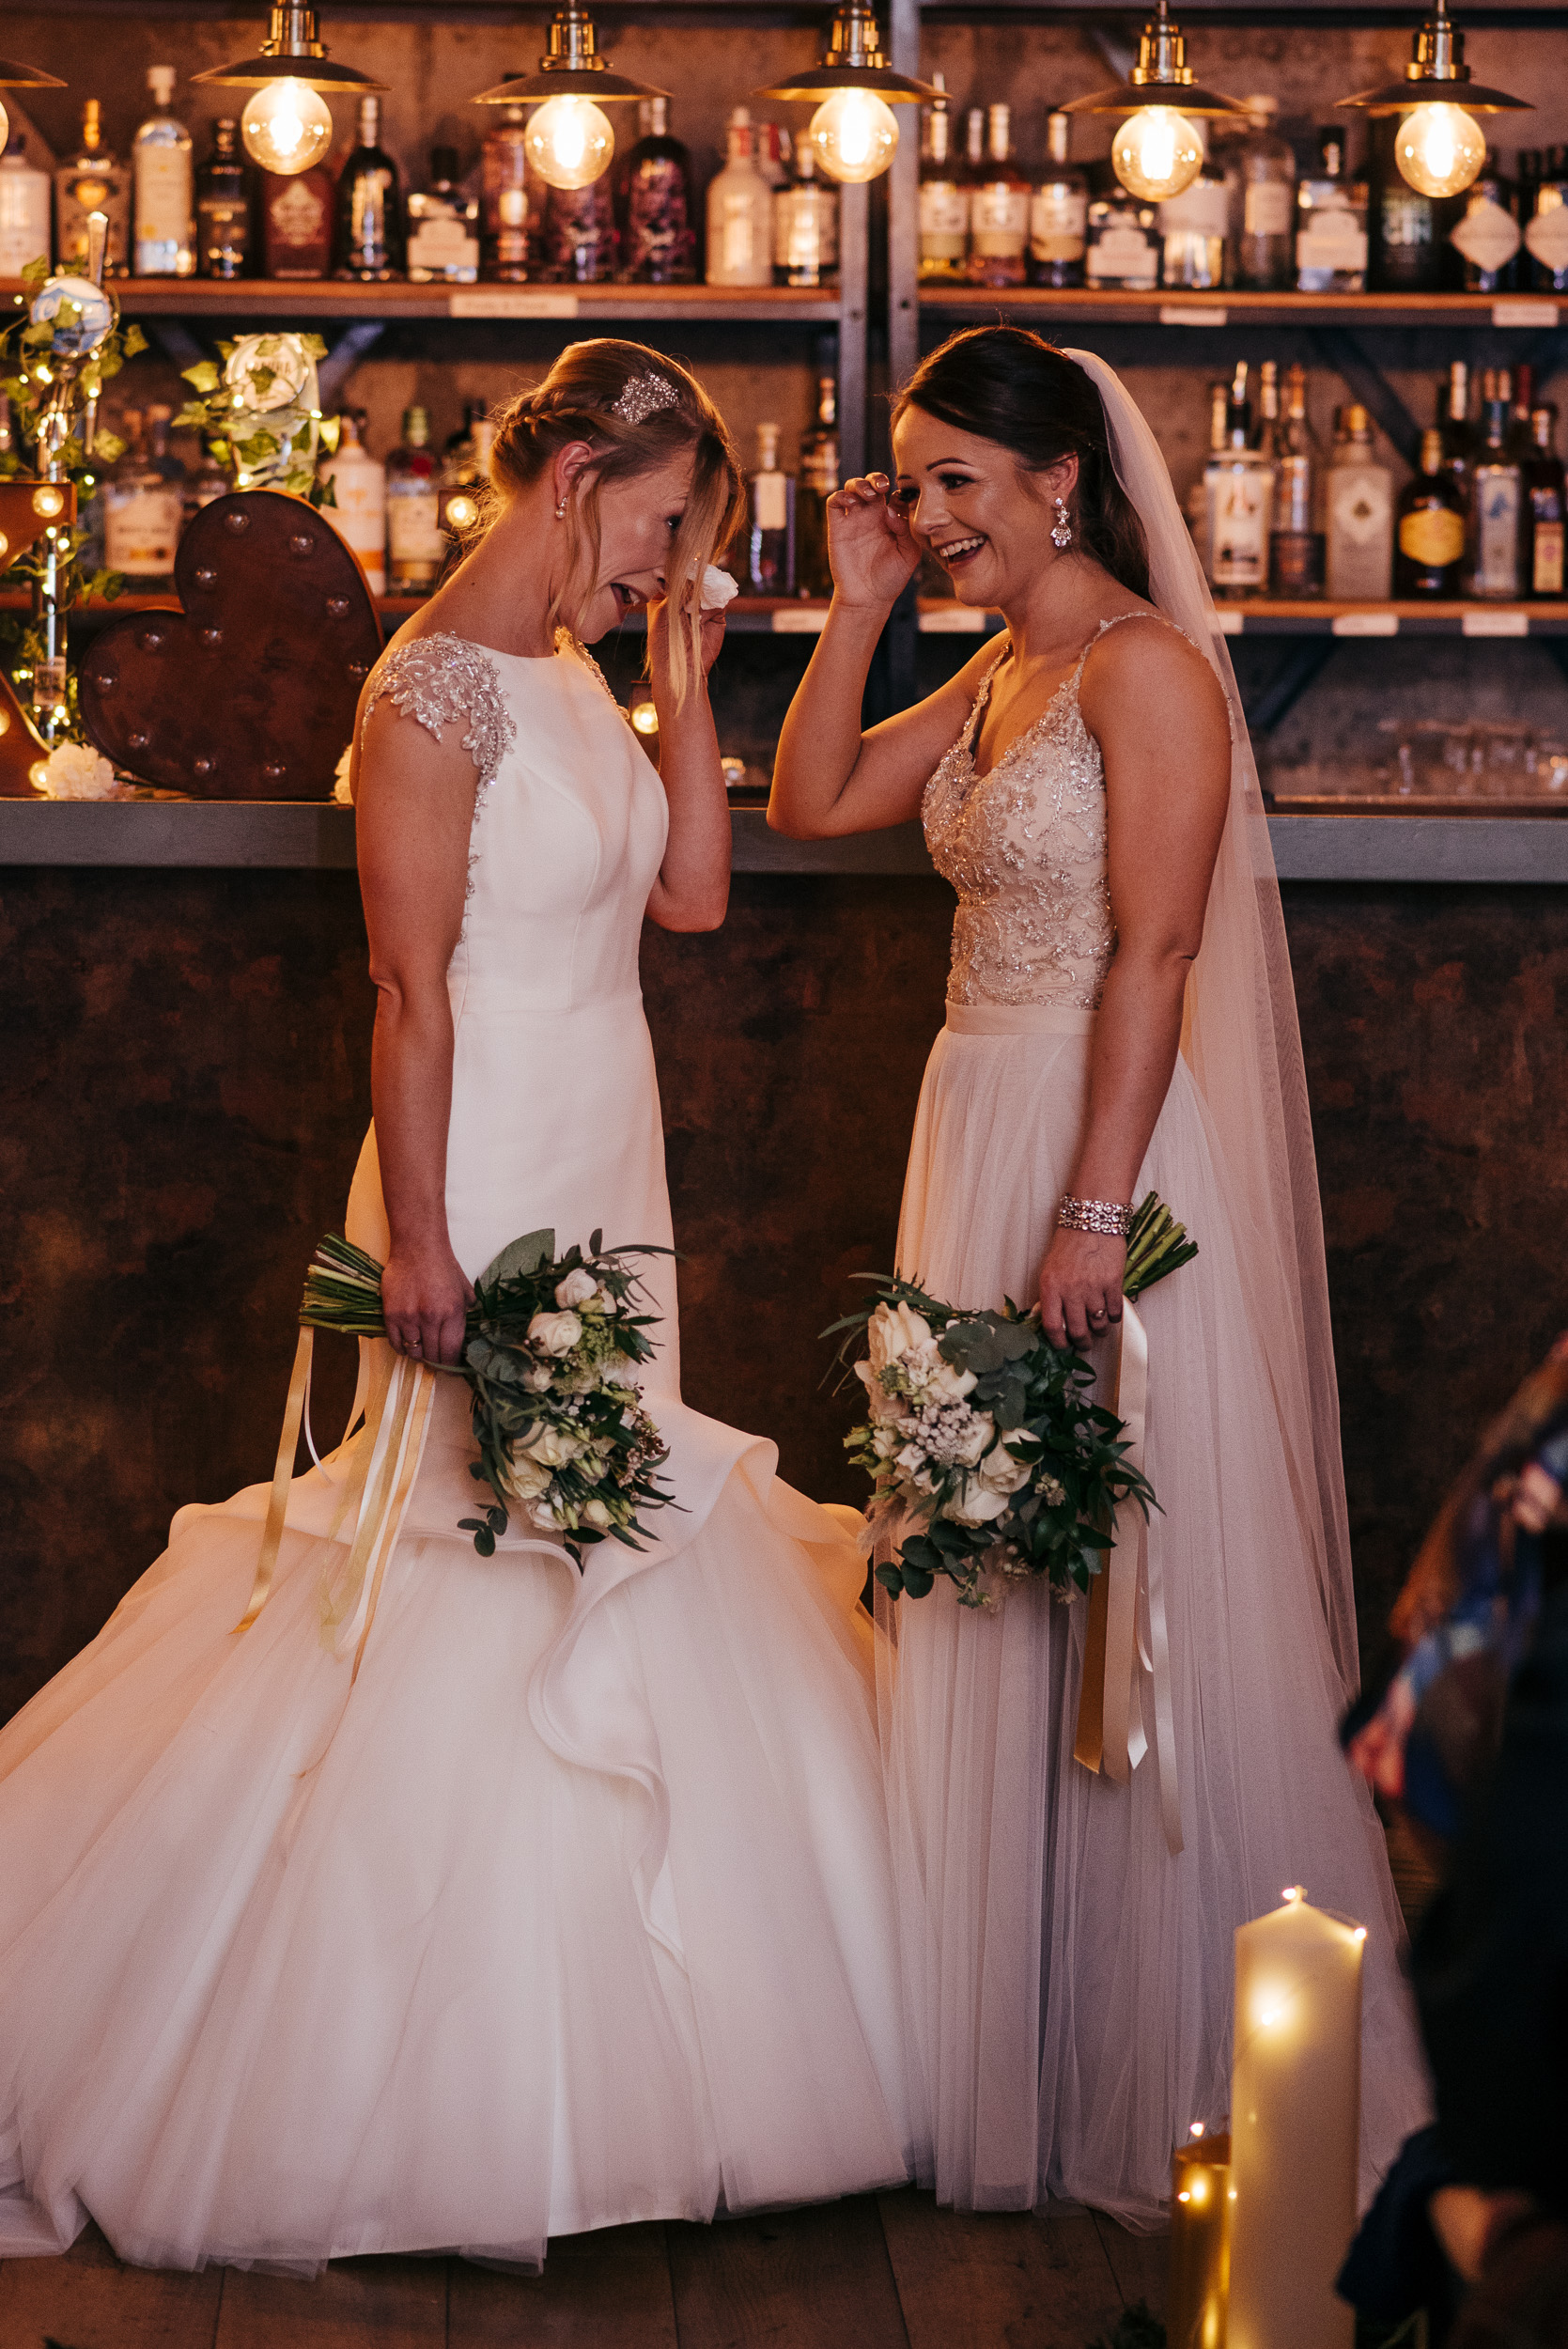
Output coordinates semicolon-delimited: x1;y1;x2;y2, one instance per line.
833;1193;1197;1610
299;1227;674;1565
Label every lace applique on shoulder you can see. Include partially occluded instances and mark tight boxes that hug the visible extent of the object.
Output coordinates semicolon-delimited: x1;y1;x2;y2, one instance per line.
361;631;517;920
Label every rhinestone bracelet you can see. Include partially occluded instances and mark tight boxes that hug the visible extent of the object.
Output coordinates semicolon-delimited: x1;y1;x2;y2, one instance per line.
1058;1193;1134;1239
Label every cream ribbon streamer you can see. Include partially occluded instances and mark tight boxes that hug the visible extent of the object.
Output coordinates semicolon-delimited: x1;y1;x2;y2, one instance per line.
1072;1299;1184;1857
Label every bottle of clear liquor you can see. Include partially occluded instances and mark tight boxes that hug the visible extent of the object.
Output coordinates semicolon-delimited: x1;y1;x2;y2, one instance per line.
1270;365;1325;598
1029;111;1087;288
774;145;837;288
705;109;773;288
795;372;839;598
385;404;444;594
407;148;479;284
967;103;1029;288
318;410;388;597
132;67;194;278
1326;406;1393;599
1230;96;1296;289
56;100;131;277
103;405;186;583
1467;379;1524;599
747;422;796;597
1450;152;1521;292
1157;122;1229;289
918;74;969;285
196;119;252;281
1522;404;1566;599
1295;129;1366;292
1203;362;1275;597
334;95;405;282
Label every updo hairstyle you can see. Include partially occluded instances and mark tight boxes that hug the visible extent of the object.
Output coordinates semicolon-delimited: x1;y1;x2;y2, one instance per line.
481;339;745;700
893;326;1151;600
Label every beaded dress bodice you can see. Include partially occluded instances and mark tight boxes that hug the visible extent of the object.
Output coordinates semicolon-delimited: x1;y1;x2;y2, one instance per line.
923;611;1169;1012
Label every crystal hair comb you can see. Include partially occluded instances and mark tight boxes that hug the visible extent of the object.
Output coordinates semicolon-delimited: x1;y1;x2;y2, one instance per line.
612;373;681;427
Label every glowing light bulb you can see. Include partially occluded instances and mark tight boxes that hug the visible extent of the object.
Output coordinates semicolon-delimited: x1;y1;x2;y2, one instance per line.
443;492;481;535
525;95;614;191
241;80;334;177
1110;106;1203;203
630;700;660;736
1395;101;1485;198
807;88;900;185
0;101;10;163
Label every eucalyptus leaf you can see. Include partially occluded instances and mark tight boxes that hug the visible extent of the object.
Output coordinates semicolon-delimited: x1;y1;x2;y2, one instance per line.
479;1228;556;1286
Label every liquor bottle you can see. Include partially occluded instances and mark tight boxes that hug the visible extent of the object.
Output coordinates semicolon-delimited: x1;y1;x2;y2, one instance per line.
196;119;252;281
543;177;617;283
747;422;796;597
480;95;533;283
439;400;495;551
1467;381;1524;599
753;124;789;192
1368;114;1462;292
795;372;839;598
1396;428;1467;598
1230;95;1296;289
774;144;838;288
1029;110;1087;289
1508;363;1536;461
919;72;969;285
1437;360;1478;514
132;67;194;278
967;103;1029;288
1157;123;1229;290
55;101;131;277
1203;363;1274;597
103;406;185;583
406;147;479;284
1326;405;1392;599
334;95;405;281
318;410;387;597
619;98;696;284
1295;128;1366;292
1188;379;1228;545
1270;365;1324;598
385;404;444;593
1522;405;1566;599
1525;148;1568;293
0;134;52;278
1085;161;1160;290
1450;151;1521;291
705;109;772;288
261;165;334;278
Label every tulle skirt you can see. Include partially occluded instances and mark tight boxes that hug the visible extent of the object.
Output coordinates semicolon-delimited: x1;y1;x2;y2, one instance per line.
0;1419;911;2272
877;1003;1432;2230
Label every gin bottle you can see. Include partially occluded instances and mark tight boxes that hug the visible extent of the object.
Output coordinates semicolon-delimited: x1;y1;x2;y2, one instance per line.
1325;406;1392;599
918;75;968;285
1203;363;1274;597
132;67;194;277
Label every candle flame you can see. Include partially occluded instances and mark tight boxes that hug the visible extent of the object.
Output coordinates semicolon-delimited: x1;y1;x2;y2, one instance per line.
1353;1926;1367;1942
1189;2122;1205;2139
1281;1884;1306;1904
1177;2189;1191;2202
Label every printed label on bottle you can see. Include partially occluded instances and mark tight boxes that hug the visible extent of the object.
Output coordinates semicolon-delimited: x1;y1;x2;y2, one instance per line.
1398;505;1466;568
103;484;182;573
33;655;68;710
387;485;445;565
920;182;969;239
1158;179;1228;239
753;475;788;533
1087;226;1158;285
135;147;192;241
1471;474;1520;588
1296;202;1367;275
1381;192;1434;250
1029;186;1087;262
1209;470;1271;586
719;193;765;276
1330;475;1391;547
1244;181;1294;239
0;177;51;276
1525;197;1568;272
1270;529;1326;596
776;192;838;274
1452;197;1522;272
409;219;480;272
970;183;1029;252
1533;520;1565;594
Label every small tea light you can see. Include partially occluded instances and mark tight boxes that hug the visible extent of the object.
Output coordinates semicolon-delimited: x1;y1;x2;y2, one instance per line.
1169;2127;1232;2349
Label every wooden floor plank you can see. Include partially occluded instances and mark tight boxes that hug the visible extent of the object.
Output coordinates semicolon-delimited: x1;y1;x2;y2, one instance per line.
214;2253;446;2349
668;2195;909;2349
450;2230;676;2348
877;2189;1121;2349
1090;2212;1170;2320
0;2225;222;2349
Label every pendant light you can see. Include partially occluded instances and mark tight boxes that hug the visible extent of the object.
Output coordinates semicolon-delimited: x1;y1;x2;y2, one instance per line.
473;7;668;193
753;4;936;187
192;4;386;178
1338;0;1529;199
0;56;68;163
1061;1;1244;204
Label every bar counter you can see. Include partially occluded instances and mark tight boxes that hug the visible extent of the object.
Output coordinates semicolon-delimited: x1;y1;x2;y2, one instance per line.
4;814;1565;1723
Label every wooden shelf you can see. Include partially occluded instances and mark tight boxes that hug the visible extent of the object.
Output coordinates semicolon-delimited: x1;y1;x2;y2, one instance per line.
917;596;1568;638
1;279;844;327
0;589;833;639
918;288;1564;330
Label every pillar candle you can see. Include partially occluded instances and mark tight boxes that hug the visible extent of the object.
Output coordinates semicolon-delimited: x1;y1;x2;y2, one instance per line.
1167;2127;1232;2349
1227;1886;1366;2349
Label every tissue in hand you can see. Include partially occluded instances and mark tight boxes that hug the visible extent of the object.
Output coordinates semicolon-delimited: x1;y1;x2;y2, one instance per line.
699;565;739;612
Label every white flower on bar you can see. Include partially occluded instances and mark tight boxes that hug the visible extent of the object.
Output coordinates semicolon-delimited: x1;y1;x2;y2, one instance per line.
39;742;120;801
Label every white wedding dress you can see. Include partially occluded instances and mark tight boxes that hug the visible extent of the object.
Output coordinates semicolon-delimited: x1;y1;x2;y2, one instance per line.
877;611;1433;2229
0;630;910;2273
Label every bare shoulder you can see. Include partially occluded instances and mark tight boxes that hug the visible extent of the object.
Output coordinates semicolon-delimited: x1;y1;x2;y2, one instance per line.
1079;611;1231;749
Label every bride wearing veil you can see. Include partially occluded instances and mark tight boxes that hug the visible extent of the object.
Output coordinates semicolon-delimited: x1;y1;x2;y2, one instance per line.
769;326;1432;2226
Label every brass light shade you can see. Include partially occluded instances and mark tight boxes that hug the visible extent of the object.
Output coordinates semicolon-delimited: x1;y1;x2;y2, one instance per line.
0;60;66;89
192;3;386;92
1061;0;1245;119
1338;0;1530;114
473;5;668;105
753;3;936;104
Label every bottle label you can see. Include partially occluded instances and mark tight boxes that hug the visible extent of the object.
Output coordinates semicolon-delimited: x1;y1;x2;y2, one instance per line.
1398;505;1466;568
1452;197;1522;272
1271;530;1326;596
1471;473;1520;587
1525;198;1568;272
920;182;969;239
970;182;1029;252
409;218;480;274
135;146;192;241
753;474;788;533
0;174;51;276
1244;181;1294;239
1381;191;1434;250
387;484;444;564
1087;225;1158;285
1533;520;1565;595
775;190;838;274
1330;474;1391;547
1159;179;1228;238
103;483;182;573
1029;186;1086;262
1209;468;1272;585
718;190;766;276
1296;199;1367;275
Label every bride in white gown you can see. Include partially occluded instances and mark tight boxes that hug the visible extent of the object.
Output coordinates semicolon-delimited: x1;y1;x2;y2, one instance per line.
770;327;1432;2229
0;340;910;2273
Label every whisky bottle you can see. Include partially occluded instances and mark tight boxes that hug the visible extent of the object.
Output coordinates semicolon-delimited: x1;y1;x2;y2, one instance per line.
795;373;839;598
385;404;444;593
132;66;194;277
918;74;968;285
480;96;533;283
55;101;131;277
967;103;1029;288
196;119;252;281
1396;428;1467;598
747;422;796;597
1522;404;1566;599
103;405;186;583
318;410;387;597
406;147;479;284
1029;112;1087;288
774;145;837;288
1295;129;1366;293
334;95;405;282
1203;363;1274;597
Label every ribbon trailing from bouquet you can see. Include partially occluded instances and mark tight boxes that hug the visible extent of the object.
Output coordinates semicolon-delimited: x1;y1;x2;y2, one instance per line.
1073;1299;1184;1858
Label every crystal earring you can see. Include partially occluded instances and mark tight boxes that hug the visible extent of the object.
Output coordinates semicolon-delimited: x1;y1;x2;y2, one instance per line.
1051;498;1073;551
555;497;567;518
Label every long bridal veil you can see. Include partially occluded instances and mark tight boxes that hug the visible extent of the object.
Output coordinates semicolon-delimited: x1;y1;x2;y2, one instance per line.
1064;348;1358;1703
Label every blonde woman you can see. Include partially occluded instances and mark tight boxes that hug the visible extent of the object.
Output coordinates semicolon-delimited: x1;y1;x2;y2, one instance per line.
0;343;909;2272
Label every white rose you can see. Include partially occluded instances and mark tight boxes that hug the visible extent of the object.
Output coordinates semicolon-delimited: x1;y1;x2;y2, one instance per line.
528;1308;582;1356
555;1267;598;1310
39;742;121;801
927;1360;979;1405
978;1441;1032;1496
528;1423;582;1468
503;1455;551;1500
582;1498;613;1529
895;1442;926;1477
949;1482;1010;1527
867;1299;933;1377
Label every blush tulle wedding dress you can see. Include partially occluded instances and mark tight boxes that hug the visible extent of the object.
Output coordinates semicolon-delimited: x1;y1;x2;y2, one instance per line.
0;630;911;2273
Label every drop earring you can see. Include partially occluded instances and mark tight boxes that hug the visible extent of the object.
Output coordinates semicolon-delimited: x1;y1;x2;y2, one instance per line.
555;497;567;518
1050;498;1073;551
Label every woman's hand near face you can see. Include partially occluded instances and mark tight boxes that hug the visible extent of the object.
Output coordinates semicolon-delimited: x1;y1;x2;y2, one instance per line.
645;593;726;695
1038;1227;1126;1351
827;473;921;611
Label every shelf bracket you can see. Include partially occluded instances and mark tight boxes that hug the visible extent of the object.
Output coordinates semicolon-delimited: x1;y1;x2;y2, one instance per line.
318;322;387;408
1240;638;1337;735
1305;328;1423;470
